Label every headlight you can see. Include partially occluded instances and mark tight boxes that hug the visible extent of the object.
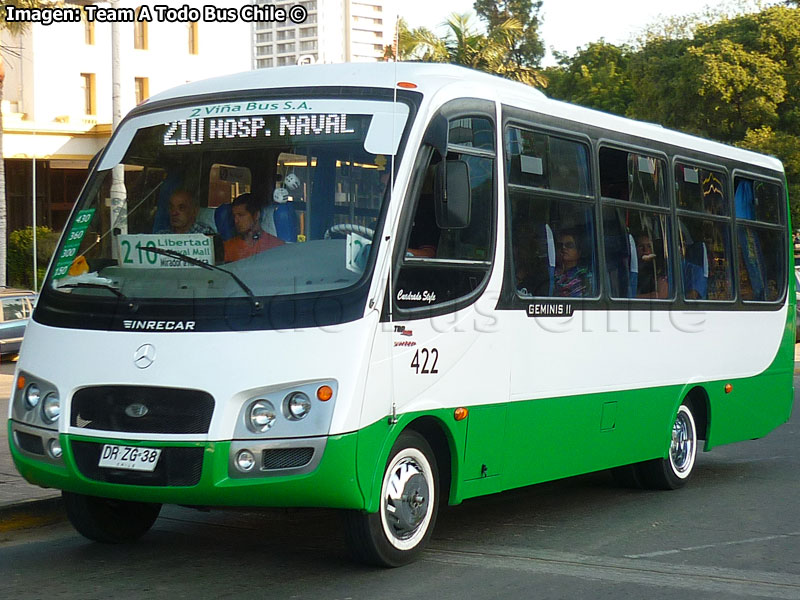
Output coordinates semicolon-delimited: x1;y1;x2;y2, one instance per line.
42;392;61;423
248;400;276;433
25;384;41;409
285;392;311;420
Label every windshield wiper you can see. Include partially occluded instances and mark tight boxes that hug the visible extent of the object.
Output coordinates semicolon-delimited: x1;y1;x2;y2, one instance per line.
57;283;138;311
139;246;262;314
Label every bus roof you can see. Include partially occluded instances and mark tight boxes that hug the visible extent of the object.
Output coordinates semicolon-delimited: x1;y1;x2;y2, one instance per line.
147;62;784;174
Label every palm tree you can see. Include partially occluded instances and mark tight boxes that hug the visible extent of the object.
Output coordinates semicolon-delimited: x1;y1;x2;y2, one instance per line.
404;13;546;88
0;1;52;286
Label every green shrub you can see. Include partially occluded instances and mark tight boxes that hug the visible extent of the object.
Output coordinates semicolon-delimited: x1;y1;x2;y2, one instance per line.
8;226;60;289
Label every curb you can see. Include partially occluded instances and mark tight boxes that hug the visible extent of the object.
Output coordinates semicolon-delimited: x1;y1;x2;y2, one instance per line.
0;496;65;533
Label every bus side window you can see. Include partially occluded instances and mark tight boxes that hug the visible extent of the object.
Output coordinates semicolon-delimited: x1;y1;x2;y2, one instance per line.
675;163;735;302
734;177;785;302
506;126;596;298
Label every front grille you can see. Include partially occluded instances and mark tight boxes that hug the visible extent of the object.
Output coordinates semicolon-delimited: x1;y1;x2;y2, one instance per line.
15;431;45;455
71;441;204;487
71;386;214;434
262;447;314;470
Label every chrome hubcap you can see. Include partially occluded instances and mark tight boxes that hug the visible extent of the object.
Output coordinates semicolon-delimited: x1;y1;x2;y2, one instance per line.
383;456;430;541
670;408;696;476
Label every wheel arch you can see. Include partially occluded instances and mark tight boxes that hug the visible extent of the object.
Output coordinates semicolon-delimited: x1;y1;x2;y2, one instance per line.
683;386;710;445
359;413;461;514
668;384;711;453
405;416;458;507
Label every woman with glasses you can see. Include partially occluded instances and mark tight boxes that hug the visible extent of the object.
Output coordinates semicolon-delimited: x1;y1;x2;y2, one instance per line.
554;229;592;297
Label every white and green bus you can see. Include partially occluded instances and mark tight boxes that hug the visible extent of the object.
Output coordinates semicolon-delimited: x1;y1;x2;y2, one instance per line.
8;63;794;566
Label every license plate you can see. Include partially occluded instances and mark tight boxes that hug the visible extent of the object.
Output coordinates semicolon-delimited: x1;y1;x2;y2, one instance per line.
98;444;161;472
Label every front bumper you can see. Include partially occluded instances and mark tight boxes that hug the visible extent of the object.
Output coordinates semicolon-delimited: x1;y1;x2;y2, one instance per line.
8;420;365;509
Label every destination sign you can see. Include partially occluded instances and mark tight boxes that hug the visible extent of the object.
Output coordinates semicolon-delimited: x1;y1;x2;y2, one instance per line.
162;113;367;148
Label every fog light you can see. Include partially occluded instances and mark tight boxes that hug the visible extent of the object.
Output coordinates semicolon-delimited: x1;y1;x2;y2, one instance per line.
248;400;276;433
25;384;41;409
47;438;62;459
42;392;61;423
236;449;256;472
286;392;311;420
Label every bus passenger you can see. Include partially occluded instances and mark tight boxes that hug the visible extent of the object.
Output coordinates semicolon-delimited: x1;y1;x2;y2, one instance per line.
554;229;592;297
224;193;284;262
157;190;214;235
636;233;669;299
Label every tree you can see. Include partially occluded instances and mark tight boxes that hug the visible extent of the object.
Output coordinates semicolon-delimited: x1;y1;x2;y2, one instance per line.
406;12;546;87
383;18;436;62
0;0;52;287
689;39;786;141
474;0;545;67
627;8;791;142
544;41;634;116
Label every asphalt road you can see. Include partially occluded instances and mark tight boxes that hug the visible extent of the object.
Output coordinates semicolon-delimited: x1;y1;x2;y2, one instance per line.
1;376;798;599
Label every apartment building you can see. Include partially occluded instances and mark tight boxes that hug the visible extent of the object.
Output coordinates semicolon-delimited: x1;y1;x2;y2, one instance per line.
1;0;250;234
252;0;397;69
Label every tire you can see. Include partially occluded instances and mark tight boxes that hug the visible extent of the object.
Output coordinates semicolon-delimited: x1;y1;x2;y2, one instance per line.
343;430;439;567
62;491;162;543
636;403;698;490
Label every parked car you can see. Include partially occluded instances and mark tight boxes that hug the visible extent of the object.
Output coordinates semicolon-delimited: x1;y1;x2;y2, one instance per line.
0;288;36;359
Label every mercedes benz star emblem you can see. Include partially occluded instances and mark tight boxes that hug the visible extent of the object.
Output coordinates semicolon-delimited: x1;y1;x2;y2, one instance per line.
133;344;156;369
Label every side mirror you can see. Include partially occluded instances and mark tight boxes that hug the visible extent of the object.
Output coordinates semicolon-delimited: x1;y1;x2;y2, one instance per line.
434;160;471;229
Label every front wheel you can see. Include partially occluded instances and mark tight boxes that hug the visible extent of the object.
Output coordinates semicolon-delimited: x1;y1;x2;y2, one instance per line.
637;403;698;490
62;491;162;543
343;431;439;567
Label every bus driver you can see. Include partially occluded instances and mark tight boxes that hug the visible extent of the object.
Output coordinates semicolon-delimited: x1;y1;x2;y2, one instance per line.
157;190;214;235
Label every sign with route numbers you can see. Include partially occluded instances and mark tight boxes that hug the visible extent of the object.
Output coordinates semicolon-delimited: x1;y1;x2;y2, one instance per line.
117;234;214;268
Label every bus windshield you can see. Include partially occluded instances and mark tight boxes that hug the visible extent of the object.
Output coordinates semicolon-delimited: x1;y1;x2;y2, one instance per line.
45;97;410;308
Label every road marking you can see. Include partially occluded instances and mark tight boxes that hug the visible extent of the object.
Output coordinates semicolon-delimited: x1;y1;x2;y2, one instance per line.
625;532;800;558
425;544;800;599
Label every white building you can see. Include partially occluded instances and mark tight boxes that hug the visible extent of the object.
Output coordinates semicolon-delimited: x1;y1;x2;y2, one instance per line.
253;0;397;69
1;0;250;234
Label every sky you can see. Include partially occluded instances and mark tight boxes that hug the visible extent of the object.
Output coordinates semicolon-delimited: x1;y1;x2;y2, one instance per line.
398;0;777;66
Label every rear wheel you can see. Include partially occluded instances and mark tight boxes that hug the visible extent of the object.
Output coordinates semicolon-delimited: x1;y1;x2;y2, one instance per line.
637;403;698;490
344;430;439;567
62;491;161;543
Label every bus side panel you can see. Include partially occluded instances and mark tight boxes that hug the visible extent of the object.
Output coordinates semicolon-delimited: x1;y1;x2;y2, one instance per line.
706;373;794;448
486;387;675;496
706;321;794;448
455;364;793;503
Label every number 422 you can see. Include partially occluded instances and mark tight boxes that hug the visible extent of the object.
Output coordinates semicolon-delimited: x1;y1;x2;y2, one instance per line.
410;348;439;375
